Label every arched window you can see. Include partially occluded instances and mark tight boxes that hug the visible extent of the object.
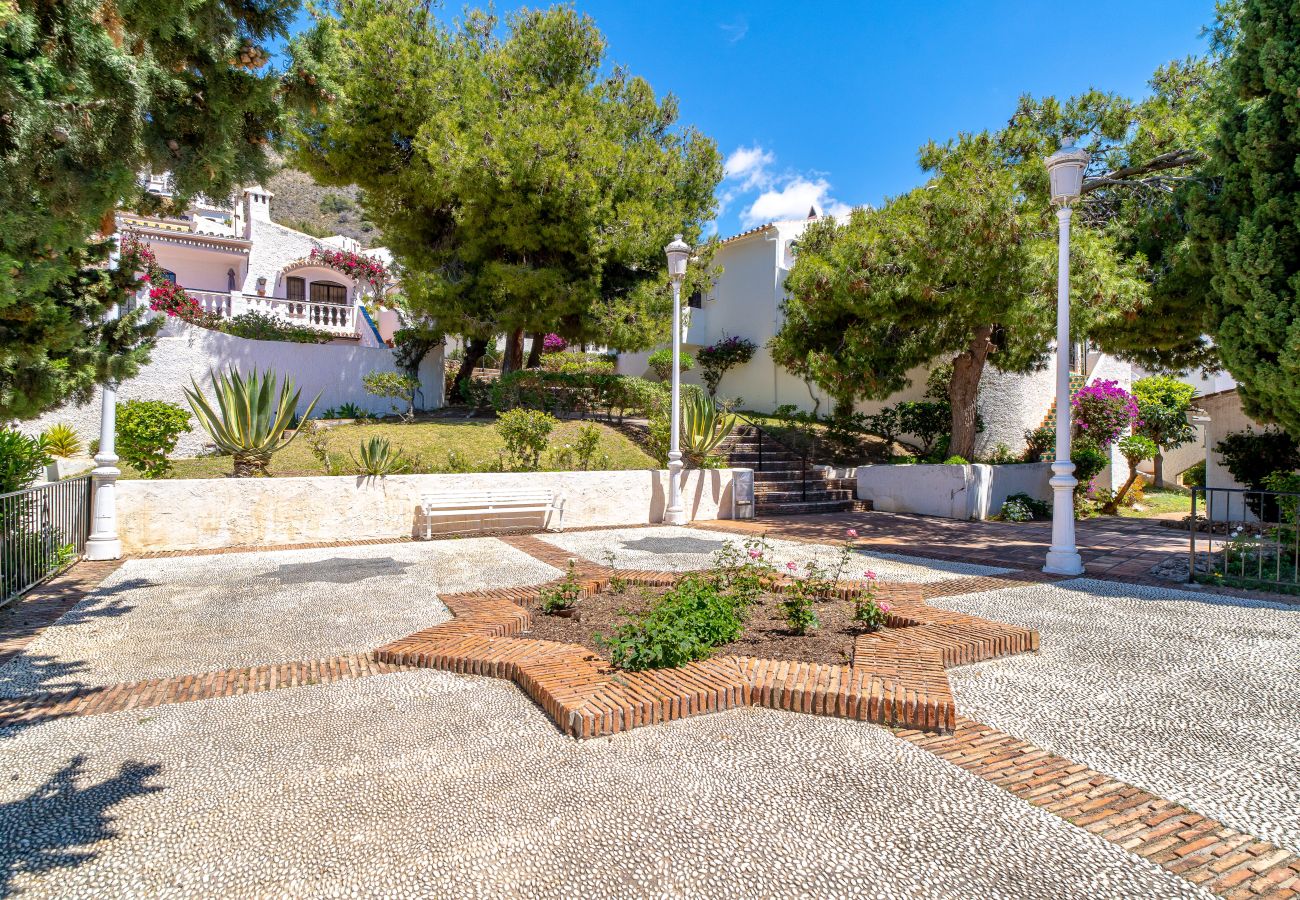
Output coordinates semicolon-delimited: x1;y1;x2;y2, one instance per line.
227;268;237;292
285;276;305;302
310;281;347;305
160;269;177;284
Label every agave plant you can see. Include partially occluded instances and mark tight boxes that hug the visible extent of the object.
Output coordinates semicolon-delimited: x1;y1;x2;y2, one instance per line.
184;368;319;477
682;391;736;464
351;436;410;476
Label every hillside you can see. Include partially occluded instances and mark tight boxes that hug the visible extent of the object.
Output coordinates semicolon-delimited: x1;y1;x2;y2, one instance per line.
265;158;377;247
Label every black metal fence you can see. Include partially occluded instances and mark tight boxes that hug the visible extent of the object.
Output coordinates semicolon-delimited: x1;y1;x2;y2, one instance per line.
1189;485;1300;592
0;475;92;606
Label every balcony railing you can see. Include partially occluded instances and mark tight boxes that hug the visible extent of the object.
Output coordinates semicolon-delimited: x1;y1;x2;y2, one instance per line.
171;291;359;338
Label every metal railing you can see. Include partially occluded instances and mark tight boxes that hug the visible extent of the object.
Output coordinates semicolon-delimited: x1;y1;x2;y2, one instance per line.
726;409;809;501
1189;485;1300;592
0;476;92;606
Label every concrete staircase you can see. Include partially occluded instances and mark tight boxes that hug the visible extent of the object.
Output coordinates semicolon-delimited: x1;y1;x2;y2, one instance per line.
721;424;863;517
1038;373;1090;430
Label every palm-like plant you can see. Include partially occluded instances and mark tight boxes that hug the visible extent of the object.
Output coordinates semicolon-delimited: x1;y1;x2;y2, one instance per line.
682;392;736;464
184;368;319;477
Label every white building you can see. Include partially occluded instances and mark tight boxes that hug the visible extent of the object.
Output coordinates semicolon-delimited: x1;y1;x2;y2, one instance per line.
117;184;400;347
619;215;1133;470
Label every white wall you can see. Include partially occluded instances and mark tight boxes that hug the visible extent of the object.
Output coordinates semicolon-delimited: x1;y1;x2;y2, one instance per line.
857;462;1052;520
18;319;444;457
114;468;750;553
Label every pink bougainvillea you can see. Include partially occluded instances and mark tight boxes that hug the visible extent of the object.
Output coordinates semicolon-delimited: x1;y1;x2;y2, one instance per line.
1071;379;1141;448
542;333;567;353
308;246;388;290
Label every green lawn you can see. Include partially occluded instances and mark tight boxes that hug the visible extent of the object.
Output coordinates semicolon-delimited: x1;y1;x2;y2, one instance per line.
1115;485;1193;519
122;419;658;479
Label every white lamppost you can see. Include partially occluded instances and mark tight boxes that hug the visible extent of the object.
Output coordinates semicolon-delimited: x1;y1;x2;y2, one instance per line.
85;238;125;561
663;234;690;526
1043;142;1090;575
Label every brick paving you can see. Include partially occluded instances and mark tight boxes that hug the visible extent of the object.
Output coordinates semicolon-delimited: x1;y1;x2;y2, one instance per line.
897;718;1300;898
0;560;124;667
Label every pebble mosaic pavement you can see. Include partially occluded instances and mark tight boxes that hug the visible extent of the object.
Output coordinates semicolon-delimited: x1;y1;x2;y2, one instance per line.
0;539;557;695
0;671;1209;900
932;577;1300;853
541;525;1015;581
1;529;1298;898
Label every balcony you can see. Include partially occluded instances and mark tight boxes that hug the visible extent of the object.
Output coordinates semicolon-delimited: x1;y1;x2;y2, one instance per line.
180;290;361;339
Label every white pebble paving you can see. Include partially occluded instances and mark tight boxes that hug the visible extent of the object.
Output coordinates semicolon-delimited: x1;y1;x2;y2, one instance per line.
0;671;1208;899
543;526;1013;582
0;539;559;696
934;577;1300;852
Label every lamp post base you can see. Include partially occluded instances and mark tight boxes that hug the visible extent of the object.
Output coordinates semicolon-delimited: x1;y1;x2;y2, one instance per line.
1043;549;1085;576
664;454;687;526
85;536;123;562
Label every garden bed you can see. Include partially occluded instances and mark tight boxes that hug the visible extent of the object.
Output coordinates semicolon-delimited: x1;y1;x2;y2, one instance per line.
523;583;888;667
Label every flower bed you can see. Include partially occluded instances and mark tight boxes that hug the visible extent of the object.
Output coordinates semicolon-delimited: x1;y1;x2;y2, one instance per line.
525;532;894;670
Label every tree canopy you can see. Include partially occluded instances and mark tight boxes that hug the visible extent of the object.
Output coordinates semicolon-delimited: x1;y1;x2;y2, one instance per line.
285;1;722;384
1;0;299;420
1193;0;1300;436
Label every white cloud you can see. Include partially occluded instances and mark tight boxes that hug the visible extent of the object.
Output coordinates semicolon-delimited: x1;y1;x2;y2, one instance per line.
740;177;851;227
723;145;775;191
719;143;853;230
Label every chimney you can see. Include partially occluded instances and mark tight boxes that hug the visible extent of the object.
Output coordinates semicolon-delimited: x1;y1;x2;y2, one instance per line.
241;185;274;237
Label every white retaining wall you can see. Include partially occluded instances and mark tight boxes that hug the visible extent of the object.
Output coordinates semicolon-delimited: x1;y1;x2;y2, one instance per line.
19;319;444;457
857;462;1053;521
114;468;752;553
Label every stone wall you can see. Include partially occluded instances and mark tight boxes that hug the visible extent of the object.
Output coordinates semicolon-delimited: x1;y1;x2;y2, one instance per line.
114;468;752;553
19;319;444;457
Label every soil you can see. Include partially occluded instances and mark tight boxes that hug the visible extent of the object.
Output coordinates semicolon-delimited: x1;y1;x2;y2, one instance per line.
522;585;884;667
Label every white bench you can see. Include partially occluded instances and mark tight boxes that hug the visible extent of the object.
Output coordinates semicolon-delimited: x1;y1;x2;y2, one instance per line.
420;490;565;537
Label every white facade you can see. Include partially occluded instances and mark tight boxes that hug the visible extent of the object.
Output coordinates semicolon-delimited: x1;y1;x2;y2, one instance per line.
619;218;1110;461
118;185;398;347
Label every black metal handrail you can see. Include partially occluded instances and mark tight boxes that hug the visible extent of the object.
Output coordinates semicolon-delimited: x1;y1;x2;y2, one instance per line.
721;407;810;501
1;475;92;606
1189;485;1300;591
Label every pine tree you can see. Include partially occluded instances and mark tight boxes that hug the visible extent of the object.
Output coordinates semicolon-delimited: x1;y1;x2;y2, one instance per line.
283;2;721;394
1;0;300;419
1197;0;1300;435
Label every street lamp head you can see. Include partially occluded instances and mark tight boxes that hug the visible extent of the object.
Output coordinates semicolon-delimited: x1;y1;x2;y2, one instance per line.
664;233;690;283
1045;141;1090;205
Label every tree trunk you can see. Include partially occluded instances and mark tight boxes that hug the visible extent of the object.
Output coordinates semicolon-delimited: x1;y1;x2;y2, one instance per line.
1103;469;1141;514
1153;451;1165;487
501;328;525;374
525;331;544;368
449;337;488;403
947;325;994;461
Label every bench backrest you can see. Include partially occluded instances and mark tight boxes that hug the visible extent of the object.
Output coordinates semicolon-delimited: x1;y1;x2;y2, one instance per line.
421;490;555;509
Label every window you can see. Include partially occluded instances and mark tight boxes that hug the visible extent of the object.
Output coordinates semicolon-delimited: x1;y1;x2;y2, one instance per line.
160;269;177;284
285;276;305;302
310;281;347;305
688;290;703;309
227;268;237;292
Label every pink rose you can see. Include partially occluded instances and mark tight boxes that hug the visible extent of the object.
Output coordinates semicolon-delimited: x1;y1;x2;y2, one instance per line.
864;570;877;580
846;528;858;538
880;603;891;613
785;562;797;571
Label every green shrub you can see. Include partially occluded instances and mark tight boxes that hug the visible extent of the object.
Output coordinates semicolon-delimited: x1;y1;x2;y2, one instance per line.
1181;460;1206;488
598;574;744;671
549;424;602;471
942;455;969;465
1215;429;1300;519
895;400;953;455
647;347;694;381
0;429;52;493
217;311;332;344
983;442;1017;465
495;408;556;471
1071;440;1110;498
1022;425;1055;463
999;491;1050;521
116;400;192;478
41;424;82;458
362;371;420;421
539;561;583;614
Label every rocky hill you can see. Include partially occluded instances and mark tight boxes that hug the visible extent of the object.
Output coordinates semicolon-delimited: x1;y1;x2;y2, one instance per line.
266;158;377;247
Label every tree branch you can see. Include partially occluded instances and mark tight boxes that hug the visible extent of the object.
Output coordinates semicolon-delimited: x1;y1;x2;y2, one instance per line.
1081;149;1206;195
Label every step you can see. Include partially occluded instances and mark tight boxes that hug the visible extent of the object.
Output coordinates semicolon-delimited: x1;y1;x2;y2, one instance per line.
755;499;857;516
726;452;806;466
753;489;855;504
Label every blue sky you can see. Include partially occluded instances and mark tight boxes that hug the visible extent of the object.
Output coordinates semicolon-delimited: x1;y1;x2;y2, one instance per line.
285;1;1217;238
